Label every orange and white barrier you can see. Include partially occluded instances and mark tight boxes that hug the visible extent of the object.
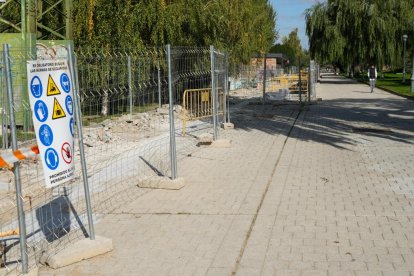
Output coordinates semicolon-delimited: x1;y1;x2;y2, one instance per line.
0;145;39;168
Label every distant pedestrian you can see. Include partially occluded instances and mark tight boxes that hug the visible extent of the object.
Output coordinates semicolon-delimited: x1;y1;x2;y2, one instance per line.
367;65;377;93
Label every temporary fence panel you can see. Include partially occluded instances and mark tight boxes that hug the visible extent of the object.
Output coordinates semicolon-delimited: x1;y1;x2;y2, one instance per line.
0;44;230;274
212;48;227;139
170;47;218;139
74;47;180;214
0;47;35;149
229;56;310;103
228;63;262;99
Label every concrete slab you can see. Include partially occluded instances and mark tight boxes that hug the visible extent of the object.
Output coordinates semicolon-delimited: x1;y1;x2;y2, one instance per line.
42;236;113;269
38;74;414;275
221;122;234;130
137;176;185;190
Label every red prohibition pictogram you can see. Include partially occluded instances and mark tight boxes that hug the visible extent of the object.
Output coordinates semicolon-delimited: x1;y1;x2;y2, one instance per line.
61;142;72;164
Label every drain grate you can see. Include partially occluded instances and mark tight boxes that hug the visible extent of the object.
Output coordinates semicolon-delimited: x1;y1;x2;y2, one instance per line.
352;127;393;134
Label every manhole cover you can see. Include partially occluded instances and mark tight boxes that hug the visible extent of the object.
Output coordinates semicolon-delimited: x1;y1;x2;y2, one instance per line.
352;127;393;133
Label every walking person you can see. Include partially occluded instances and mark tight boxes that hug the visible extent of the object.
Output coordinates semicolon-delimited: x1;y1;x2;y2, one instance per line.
367;65;377;93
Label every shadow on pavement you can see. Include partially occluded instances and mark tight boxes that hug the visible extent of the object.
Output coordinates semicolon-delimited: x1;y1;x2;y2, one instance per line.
231;97;414;150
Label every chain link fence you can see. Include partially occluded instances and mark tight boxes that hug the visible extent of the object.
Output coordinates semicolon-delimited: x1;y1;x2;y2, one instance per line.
0;44;228;274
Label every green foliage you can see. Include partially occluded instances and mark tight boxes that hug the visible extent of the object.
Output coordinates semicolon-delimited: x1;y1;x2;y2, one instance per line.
270;29;309;67
282;28;302;65
73;0;278;65
305;0;414;69
1;0;277;66
0;1;22;33
269;43;295;64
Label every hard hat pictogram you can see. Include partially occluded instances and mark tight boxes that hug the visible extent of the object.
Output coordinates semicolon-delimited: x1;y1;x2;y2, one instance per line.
52;98;66;120
47;75;61;96
30;76;43;98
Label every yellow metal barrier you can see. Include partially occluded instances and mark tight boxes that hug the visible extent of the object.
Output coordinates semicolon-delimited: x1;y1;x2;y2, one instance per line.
182;88;223;136
266;73;308;94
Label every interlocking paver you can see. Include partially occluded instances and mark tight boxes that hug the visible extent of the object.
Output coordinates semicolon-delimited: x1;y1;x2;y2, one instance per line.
39;75;414;275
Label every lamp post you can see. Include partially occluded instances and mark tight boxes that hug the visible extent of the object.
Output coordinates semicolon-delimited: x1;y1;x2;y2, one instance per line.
411;46;414;92
411;50;414;92
411;32;414;92
403;34;408;83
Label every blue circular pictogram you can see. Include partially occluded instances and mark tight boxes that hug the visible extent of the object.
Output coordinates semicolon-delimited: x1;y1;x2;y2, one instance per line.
30;76;43;98
39;124;53;146
60;73;71;93
65;95;73;115
44;148;59;170
69;117;74;137
34;100;48;122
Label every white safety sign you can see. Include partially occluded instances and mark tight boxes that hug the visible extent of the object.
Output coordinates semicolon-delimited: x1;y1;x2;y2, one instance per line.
27;59;75;188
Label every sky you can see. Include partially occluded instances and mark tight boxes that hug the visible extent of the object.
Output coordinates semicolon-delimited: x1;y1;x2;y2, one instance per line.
270;0;320;49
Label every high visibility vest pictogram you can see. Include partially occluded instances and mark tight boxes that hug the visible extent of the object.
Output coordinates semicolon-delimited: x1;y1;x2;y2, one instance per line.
52;98;66;119
47;75;61;96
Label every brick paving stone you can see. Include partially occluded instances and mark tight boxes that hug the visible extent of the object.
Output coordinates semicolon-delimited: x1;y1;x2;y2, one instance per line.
39;75;414;275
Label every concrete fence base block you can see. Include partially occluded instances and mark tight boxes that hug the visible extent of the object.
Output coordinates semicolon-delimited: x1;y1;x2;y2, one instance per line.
221;122;234;130
197;133;214;144
211;139;232;148
137;176;185;190
42;236;113;269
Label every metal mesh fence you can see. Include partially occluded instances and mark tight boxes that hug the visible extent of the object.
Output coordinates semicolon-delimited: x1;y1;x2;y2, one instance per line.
229;63;263;99
229;56;317;103
171;47;213;137
0;48;36;149
0;44;228;274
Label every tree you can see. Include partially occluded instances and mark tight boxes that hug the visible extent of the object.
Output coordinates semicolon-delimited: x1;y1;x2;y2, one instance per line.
282;28;302;65
2;0;278;66
269;43;295;65
305;0;414;73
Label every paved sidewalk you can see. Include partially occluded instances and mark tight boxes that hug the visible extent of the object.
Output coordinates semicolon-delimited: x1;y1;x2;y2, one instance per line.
40;75;414;276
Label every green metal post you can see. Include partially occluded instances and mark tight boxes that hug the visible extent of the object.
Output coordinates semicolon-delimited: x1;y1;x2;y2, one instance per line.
27;0;36;34
37;0;43;38
65;0;73;39
21;0;26;39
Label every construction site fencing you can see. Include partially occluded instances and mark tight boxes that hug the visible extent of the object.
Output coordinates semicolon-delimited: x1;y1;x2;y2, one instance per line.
0;44;229;274
170;46;227;140
308;60;318;101
229;56;318;103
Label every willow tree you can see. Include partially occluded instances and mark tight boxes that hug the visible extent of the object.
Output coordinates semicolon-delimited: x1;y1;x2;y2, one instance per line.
305;3;345;67
306;0;414;72
1;0;277;57
70;0;277;61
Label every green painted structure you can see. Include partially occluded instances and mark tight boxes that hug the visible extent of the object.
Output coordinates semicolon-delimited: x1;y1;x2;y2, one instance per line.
0;0;73;128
